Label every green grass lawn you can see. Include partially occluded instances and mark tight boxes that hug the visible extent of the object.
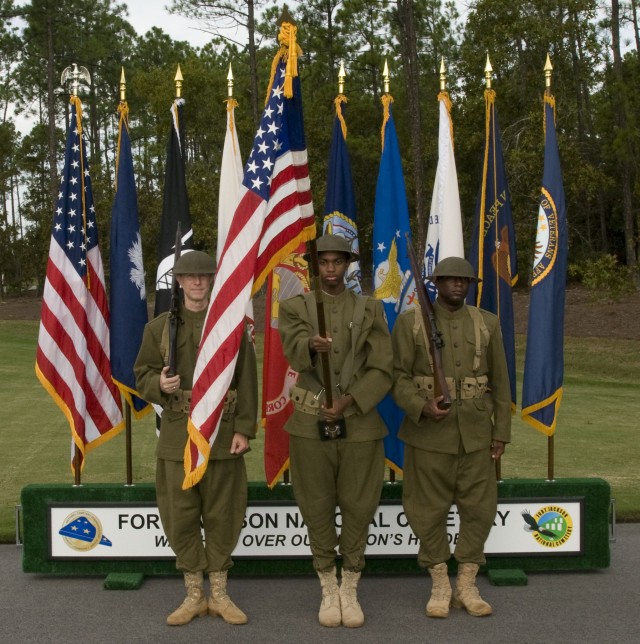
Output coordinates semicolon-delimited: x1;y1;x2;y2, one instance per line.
1;320;638;542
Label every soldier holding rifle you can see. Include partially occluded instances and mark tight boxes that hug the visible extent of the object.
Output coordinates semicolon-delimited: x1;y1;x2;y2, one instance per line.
391;255;511;619
135;250;257;627
278;234;393;629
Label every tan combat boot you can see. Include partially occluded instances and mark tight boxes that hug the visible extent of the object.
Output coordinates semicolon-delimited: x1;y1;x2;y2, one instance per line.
166;571;208;626
452;562;492;616
317;567;341;627
426;562;452;618
339;569;364;628
208;570;248;624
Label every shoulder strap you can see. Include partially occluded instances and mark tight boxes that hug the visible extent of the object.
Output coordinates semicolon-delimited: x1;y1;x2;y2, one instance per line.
413;308;434;372
466;306;490;372
339;296;368;390
160;317;170;367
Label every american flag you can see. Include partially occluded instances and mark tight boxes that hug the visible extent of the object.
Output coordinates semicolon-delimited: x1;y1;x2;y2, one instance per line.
35;97;124;474
183;51;315;488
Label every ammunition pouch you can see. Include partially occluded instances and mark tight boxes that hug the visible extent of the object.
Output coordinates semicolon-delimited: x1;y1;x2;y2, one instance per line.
166;388;238;415
290;384;355;418
413;375;489;401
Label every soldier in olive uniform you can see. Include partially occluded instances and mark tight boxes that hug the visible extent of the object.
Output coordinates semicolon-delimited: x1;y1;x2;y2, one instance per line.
391;257;511;619
135;250;257;627
278;235;393;629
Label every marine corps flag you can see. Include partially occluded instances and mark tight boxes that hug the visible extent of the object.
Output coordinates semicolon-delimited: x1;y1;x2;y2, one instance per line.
185;21;315;488
109;99;150;417
154;82;194;317
372;94;413;473
467;87;518;411
263;246;309;488
323;93;361;293
36;96;123;474
521;89;568;436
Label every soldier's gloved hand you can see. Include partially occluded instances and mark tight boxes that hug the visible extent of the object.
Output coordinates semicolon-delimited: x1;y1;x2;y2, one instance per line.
421;396;450;422
160;365;181;395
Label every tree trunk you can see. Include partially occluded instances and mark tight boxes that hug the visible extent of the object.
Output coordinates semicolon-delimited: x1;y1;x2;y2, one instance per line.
248;0;259;126
396;0;426;250
611;0;638;269
46;13;58;211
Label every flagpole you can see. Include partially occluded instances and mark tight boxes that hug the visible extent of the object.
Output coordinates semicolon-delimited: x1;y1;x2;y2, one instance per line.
544;53;555;482
116;68;135;486
483;55;503;484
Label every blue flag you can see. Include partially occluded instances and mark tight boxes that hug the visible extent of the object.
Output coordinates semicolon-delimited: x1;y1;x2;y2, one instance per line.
467;89;518;410
109;104;150;417
372;96;414;473
521;93;568;435
323;95;361;293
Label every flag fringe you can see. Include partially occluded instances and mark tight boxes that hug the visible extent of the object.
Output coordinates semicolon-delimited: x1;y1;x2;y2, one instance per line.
112;378;152;420
385;458;403;478
182;417;214;489
521;387;563;437
380;93;394;151
266;458;291;489
36;362;126;473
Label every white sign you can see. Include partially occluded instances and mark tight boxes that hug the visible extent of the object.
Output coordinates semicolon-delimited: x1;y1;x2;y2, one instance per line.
48;499;582;560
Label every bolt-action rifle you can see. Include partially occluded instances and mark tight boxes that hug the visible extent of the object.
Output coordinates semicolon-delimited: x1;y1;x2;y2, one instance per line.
405;233;451;410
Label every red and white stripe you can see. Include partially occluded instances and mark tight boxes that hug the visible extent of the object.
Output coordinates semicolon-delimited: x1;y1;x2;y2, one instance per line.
36;240;124;471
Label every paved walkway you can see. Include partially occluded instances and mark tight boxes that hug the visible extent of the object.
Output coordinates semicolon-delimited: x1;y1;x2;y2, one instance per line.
1;524;637;643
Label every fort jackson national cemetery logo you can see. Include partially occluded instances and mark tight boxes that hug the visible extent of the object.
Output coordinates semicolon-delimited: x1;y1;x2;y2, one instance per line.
58;511;113;552
521;506;574;548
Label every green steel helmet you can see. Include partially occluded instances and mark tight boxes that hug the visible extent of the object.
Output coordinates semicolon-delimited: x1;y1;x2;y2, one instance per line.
303;234;358;263
173;250;216;275
429;257;480;282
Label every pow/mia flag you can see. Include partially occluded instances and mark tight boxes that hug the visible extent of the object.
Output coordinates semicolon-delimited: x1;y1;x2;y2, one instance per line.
154;97;193;316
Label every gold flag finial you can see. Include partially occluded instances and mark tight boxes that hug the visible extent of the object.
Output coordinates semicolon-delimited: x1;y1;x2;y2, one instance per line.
544;53;553;89
119;67;126;102
175;64;183;98
61;63;91;98
485;53;493;90
278;4;295;25
227;63;234;98
338;60;346;95
439;57;447;92
383;58;390;94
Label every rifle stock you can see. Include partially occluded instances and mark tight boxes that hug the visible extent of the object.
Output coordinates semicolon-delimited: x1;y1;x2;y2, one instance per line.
166;223;182;377
405;234;452;410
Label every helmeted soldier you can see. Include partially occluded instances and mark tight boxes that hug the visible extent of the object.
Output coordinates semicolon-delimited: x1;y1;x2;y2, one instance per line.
278;234;393;628
135;250;257;627
391;256;511;619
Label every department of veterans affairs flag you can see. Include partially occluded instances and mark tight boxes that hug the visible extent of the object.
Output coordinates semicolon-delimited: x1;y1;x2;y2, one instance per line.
154;98;194;317
467;88;518;410
323;95;362;293
372;95;414;473
184;27;315;488
109;102;150;417
35;97;124;474
263;245;309;488
521;92;568;436
424;91;464;289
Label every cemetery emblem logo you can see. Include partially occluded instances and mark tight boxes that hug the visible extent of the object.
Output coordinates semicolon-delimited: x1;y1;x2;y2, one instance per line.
521;506;573;548
58;510;113;552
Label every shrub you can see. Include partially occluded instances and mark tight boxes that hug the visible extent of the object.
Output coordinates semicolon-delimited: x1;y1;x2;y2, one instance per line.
568;254;636;302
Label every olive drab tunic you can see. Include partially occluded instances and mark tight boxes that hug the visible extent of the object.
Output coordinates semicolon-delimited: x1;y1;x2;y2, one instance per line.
279;290;392;440
134;304;257;573
278;288;392;572
392;302;511;452
391;301;511;568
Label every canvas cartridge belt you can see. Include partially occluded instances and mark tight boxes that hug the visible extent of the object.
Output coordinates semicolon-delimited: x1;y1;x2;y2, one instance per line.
413;375;489;400
290;385;356;418
166;388;238;415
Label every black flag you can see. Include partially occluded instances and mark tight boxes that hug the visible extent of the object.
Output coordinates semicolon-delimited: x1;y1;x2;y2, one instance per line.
154;97;194;316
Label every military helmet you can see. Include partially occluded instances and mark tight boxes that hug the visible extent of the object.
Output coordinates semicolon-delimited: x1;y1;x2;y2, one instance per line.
173;250;216;275
429;256;480;282
303;234;358;263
